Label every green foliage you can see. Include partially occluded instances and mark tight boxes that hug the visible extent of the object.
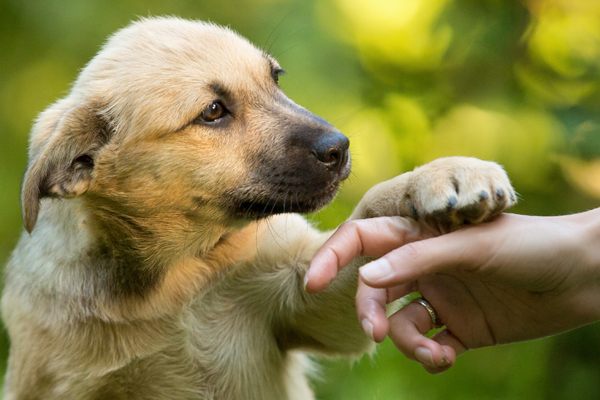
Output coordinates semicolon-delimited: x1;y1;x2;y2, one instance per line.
1;0;600;398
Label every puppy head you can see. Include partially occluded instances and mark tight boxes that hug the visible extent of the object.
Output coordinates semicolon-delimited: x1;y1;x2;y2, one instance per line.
21;17;350;246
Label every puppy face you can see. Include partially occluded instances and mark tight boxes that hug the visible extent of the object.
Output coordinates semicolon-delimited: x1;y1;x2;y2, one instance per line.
22;17;350;255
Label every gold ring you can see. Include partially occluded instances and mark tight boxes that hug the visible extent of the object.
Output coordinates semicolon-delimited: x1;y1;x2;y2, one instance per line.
412;297;443;329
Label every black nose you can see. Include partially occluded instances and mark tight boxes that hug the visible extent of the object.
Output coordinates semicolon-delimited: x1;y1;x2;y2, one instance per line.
312;132;350;171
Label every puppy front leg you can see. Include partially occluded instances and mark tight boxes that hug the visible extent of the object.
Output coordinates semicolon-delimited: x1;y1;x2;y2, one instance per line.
247;215;373;355
276;255;373;355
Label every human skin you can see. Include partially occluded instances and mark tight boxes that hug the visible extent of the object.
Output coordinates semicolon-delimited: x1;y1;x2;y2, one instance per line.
305;210;600;374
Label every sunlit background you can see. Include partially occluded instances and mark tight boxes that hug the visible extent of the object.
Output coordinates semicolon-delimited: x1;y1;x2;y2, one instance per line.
2;0;600;398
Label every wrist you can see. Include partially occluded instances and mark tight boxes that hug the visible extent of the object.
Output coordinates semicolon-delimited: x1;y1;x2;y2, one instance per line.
568;208;600;321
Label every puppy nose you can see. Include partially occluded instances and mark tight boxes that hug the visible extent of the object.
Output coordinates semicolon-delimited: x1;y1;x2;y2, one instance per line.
312;132;350;171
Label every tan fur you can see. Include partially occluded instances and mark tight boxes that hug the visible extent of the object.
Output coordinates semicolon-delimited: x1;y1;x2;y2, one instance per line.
2;17;515;400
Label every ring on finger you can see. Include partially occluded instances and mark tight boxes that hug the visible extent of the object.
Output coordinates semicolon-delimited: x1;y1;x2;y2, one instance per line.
411;297;444;329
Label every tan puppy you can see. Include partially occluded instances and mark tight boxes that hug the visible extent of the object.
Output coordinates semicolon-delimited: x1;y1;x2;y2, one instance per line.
2;17;515;400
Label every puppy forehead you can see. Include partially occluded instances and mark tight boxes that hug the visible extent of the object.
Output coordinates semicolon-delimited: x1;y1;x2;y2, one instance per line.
107;17;270;75
78;17;277;134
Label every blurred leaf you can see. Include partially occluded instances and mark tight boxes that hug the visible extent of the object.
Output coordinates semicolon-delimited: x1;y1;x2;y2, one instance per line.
332;0;453;71
556;155;600;199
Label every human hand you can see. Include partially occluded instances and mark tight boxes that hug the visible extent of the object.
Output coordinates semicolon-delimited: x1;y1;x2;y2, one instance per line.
305;211;600;374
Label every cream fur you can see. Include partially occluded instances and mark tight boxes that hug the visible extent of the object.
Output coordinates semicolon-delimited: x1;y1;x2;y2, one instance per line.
2;17;516;400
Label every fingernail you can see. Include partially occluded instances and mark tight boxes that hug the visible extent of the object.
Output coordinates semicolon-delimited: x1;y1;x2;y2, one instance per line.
303;271;310;291
360;258;393;283
361;318;374;341
439;349;451;367
415;347;434;366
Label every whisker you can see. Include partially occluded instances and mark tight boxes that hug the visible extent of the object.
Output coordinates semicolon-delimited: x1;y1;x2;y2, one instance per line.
289;189;296;214
268;31;284;55
269;213;289;245
261;182;283;219
274;43;301;60
282;187;291;214
346;128;364;139
271;24;307;58
284;213;289;243
255;222;261;256
261;199;271;220
269;192;282;216
264;9;298;54
295;188;301;213
266;218;293;258
243;193;262;220
330;106;362;129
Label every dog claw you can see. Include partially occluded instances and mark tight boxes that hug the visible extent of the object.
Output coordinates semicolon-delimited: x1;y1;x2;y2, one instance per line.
410;203;419;220
448;196;457;210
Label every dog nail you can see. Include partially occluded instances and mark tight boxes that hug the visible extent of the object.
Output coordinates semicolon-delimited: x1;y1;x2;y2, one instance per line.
496;188;504;198
448;196;457;209
361;318;374;341
479;191;488;200
359;259;394;283
303;271;310;290
415;347;435;366
410;204;419;220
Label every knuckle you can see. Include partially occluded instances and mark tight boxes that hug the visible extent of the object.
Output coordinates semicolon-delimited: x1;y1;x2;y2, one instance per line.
337;220;354;233
339;220;361;237
338;220;365;256
336;220;359;242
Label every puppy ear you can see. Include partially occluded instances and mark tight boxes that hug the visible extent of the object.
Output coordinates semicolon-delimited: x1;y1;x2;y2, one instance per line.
21;101;111;233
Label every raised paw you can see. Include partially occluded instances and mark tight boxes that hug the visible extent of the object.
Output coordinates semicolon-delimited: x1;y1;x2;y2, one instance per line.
404;157;516;232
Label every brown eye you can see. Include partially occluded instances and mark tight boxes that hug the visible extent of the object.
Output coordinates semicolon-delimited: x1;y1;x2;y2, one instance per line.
199;101;227;122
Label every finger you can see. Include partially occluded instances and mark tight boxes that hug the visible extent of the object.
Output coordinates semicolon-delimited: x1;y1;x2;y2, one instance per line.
359;223;492;288
422;344;456;374
421;330;468;374
356;280;416;342
356;280;388;342
387;302;451;369
306;217;427;293
386;282;417;303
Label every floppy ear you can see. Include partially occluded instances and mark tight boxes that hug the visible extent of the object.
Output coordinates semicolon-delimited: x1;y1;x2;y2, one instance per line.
21;101;111;233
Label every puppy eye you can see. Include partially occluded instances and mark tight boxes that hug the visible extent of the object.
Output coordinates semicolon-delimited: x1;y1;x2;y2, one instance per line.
272;68;285;85
198;101;228;122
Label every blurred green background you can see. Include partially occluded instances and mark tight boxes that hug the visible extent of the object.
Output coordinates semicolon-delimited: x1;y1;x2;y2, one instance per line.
2;0;600;398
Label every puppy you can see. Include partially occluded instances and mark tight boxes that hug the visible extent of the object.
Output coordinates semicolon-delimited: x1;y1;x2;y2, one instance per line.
2;17;516;400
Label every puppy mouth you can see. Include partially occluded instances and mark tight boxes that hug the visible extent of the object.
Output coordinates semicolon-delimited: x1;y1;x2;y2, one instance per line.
235;183;339;218
229;161;350;220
